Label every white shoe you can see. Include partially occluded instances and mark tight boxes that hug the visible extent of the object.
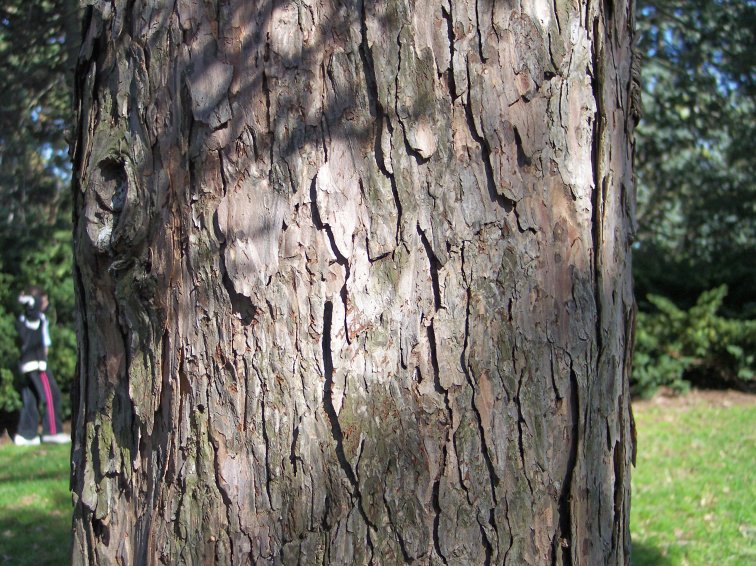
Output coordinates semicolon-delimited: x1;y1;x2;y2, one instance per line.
13;434;40;446
41;433;71;444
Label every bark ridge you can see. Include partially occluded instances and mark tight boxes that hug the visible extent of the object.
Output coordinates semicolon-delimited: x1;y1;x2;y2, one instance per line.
71;1;636;564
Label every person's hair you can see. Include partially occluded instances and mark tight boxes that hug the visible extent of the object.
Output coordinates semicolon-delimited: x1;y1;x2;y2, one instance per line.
24;285;46;300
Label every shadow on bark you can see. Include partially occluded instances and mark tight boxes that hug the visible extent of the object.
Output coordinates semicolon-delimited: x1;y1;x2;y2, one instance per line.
71;0;636;563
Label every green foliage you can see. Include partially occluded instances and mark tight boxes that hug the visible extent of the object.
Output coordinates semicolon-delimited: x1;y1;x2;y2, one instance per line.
0;369;21;412
0;273;21;412
48;325;76;418
0;1;77;241
632;285;756;397
635;0;756;315
0;238;77;419
633;1;756;395
0;1;79;423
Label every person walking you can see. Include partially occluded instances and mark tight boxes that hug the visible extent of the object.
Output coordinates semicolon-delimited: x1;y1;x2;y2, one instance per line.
13;286;70;445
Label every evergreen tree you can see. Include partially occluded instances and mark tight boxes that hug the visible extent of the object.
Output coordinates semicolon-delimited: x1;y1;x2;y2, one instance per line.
0;0;79;416
635;0;756;316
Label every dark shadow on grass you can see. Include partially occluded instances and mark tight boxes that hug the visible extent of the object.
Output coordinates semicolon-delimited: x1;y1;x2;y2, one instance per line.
0;409;20;439
0;441;72;565
0;493;72;566
630;541;673;566
0;463;71;484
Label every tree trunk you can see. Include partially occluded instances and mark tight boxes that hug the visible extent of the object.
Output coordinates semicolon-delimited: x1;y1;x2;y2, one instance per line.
70;1;637;564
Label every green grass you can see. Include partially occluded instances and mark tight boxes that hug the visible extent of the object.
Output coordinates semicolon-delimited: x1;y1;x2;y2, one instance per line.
0;443;72;565
1;402;754;565
631;400;756;565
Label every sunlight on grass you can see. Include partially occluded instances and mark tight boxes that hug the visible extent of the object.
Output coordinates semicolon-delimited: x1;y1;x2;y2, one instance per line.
0;443;72;566
1;399;753;565
631;400;756;565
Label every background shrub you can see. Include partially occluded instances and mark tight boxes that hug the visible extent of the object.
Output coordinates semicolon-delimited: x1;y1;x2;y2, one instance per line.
632;286;756;397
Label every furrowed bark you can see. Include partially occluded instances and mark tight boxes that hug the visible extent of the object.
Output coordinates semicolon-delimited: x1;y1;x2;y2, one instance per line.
71;1;636;564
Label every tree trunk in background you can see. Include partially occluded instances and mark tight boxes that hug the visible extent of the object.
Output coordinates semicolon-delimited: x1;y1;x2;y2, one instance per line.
71;0;637;564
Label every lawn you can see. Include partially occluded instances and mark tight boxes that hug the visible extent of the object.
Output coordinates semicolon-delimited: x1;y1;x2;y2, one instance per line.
631;391;756;565
0;443;72;565
0;393;753;565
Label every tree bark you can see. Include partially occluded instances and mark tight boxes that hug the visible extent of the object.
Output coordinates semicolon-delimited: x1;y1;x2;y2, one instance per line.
70;1;637;564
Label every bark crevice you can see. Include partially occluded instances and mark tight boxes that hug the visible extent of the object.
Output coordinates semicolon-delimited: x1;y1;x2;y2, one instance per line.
474;0;488;63
460;255;500;563
257;365;275;508
71;1;635;562
555;358;580;566
418;226;442;311
321;300;376;559
431;445;449;565
590;14;606;358
462;64;515;215
514;375;534;497
442;5;457;98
